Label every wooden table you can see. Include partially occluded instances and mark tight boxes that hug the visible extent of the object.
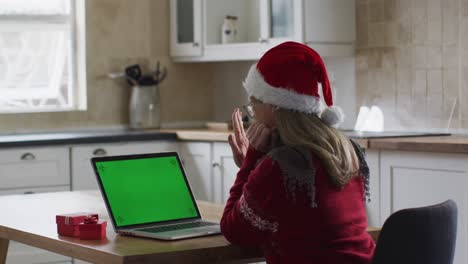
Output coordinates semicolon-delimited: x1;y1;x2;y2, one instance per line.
0;191;380;264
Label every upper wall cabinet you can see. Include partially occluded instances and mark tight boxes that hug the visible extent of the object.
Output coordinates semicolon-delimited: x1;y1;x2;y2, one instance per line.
169;0;355;62
304;0;356;57
170;0;203;57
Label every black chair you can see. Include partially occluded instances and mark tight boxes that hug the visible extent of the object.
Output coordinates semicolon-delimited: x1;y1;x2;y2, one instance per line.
372;200;458;264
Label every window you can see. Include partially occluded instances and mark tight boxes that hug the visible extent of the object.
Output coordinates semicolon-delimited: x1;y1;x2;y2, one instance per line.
0;0;86;113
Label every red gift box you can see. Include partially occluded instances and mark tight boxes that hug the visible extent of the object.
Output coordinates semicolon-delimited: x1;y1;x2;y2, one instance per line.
79;216;107;240
56;213;99;237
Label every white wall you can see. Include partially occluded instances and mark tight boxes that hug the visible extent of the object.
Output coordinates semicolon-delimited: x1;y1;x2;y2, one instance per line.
323;57;357;130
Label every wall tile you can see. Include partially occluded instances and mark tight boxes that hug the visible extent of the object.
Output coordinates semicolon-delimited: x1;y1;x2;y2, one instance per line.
384;22;399;46
412;69;427;116
443;68;460;118
412;69;427;96
367;49;383;68
427;46;442;68
369;0;385;22
462;66;468;120
443;0;460;45
384;0;397;21
396;0;412;21
412;46;427;69
396;89;412;115
463;0;468;16
427;69;444;118
412;0;428;21
428;69;443;93
357;50;369;71
428;0;443;20
427;118;447;128
396;47;412;68
427;19;442;45
412;0;428;44
443;44;459;68
462;17;468;66
412;17;427;45
366;69;396;110
356;71;369;106
397;17;412;45
427;0;443;45
396;67;412;92
357;2;369;24
382;48;396;70
357;22;369;47
368;23;386;46
357;0;467;130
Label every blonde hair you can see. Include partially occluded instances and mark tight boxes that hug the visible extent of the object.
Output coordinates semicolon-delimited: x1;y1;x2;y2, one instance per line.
274;108;359;188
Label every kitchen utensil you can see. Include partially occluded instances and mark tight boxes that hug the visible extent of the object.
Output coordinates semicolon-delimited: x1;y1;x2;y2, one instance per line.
109;63;167;129
152;61;167;85
125;64;142;85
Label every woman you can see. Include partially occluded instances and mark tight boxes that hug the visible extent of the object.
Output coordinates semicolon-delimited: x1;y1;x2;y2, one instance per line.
221;42;375;263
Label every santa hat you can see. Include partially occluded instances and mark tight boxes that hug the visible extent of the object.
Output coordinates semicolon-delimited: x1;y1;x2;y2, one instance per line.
243;41;344;128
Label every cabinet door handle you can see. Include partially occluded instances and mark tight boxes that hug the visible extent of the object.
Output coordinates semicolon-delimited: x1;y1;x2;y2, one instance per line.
193;42;200;47
24;191;35;195
93;148;107;156
258;38;269;44
212;162;220;168
20;153;36;161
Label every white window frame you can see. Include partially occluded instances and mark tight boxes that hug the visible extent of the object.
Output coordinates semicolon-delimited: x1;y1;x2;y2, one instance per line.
0;0;86;113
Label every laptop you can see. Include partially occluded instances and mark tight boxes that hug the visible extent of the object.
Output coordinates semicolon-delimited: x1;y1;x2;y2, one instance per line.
91;152;221;240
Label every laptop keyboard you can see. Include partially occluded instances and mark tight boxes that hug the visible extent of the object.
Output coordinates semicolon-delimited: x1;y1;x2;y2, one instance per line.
137;221;218;233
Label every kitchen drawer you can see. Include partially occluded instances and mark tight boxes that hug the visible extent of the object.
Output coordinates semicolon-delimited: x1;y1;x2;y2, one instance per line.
0;147;70;190
71;141;179;190
1;185;72;264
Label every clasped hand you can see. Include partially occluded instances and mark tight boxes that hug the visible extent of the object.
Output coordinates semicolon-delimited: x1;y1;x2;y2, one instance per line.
228;108;279;168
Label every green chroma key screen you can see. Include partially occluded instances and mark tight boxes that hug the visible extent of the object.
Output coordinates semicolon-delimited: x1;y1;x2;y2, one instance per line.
95;155;198;227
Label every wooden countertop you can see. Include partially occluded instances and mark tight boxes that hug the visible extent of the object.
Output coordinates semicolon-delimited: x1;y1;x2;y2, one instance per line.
164;128;468;154
161;128;233;142
2;127;465;154
162;128;370;148
369;135;468;154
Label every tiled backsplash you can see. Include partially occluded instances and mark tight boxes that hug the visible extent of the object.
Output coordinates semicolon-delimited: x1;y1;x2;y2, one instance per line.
356;0;468;130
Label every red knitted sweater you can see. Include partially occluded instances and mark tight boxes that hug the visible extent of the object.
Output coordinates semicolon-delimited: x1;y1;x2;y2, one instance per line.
221;145;375;264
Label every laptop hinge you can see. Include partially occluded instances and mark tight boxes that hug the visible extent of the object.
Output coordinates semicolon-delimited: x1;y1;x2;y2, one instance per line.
120;218;203;231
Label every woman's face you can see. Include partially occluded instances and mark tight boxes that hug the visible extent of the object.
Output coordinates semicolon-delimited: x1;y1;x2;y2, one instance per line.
250;96;276;128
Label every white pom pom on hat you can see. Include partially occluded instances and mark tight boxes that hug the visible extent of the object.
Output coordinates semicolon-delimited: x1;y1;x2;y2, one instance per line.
243;41;344;128
320;105;345;128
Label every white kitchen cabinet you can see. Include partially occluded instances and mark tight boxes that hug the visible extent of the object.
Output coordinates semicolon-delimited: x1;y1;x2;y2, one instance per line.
71;141;178;191
364;149;380;227
179;142;238;204
0;147;70;190
0;147;71;264
169;0;203;57
171;0;313;62
179;142;213;202
1;186;71;264
304;0;356;56
212;142;238;204
380;150;468;264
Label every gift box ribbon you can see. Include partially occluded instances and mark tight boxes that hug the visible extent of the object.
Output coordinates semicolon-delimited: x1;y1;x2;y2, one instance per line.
83;215;98;224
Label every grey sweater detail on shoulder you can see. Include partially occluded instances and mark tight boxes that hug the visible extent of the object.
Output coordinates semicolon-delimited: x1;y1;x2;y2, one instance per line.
267;145;318;208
